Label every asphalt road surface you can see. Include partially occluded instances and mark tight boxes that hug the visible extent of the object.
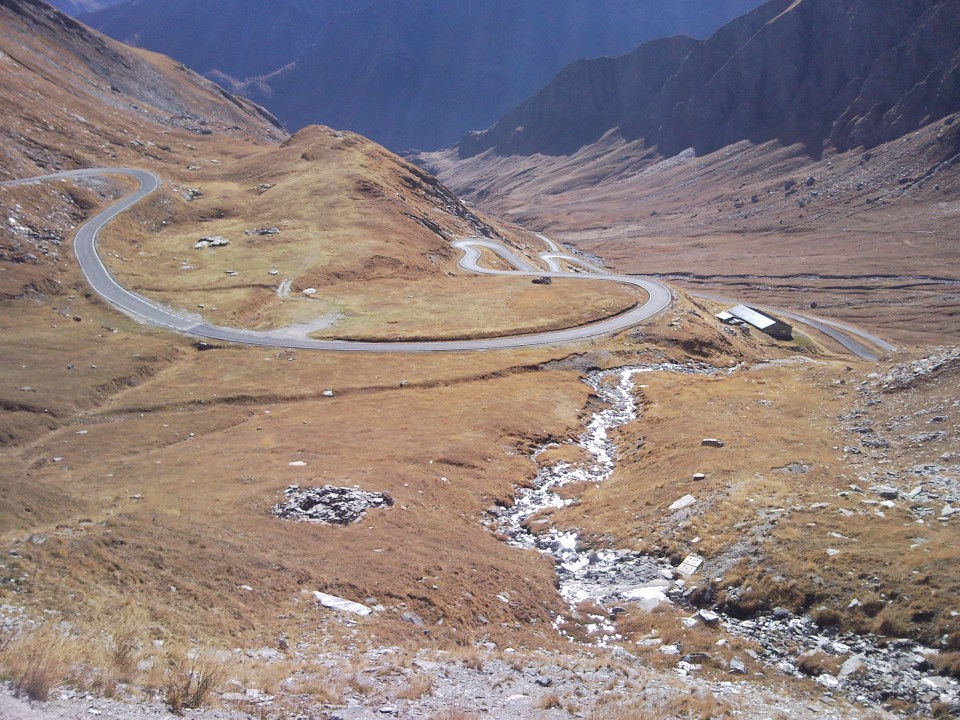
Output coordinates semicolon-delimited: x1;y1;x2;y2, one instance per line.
3;168;893;359
2;168;673;352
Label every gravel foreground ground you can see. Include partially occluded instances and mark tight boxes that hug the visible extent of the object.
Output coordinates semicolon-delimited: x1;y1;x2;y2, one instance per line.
1;648;891;720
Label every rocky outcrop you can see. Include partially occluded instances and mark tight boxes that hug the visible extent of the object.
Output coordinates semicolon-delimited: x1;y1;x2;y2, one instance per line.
274;485;394;525
460;0;960;158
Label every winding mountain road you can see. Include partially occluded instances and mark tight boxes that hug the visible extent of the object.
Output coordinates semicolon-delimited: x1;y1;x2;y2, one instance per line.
3;168;894;359
1;168;672;352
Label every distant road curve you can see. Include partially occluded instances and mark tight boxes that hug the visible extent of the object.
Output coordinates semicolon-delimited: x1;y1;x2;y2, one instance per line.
1;168;672;352
688;291;895;361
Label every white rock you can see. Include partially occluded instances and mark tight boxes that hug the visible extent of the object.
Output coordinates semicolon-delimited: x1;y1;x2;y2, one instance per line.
817;674;840;689
625;585;671;613
698;609;720;625
637;597;662;613
677;554;704;576
669;494;697;511
195;236;229;249
313;591;372;617
289;460;307;467
838;655;865;679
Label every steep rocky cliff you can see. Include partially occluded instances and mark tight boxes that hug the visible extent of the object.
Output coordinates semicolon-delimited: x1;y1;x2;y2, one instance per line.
459;0;960;159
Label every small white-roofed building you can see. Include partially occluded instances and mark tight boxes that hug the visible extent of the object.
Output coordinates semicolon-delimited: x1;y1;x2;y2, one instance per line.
715;310;742;325
721;304;793;340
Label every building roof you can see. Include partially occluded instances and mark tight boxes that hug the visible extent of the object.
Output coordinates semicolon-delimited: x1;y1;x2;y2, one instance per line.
727;304;781;330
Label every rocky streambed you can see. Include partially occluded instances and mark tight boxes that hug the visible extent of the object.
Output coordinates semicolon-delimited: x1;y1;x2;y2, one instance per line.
488;364;960;714
488;363;723;625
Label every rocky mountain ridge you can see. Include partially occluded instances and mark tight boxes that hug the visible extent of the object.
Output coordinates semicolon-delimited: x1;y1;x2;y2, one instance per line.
79;0;765;150
459;0;960;159
0;0;284;178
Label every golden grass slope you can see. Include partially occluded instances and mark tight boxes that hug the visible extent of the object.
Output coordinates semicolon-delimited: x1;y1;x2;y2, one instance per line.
0;0;663;669
92;126;641;338
0;4;954;717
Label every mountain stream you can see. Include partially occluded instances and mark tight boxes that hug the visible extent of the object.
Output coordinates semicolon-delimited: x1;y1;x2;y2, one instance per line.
487;364;960;712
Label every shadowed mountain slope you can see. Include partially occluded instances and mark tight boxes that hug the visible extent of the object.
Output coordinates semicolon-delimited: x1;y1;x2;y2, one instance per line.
47;0;122;14
457;0;960;159
81;0;765;150
81;0;362;80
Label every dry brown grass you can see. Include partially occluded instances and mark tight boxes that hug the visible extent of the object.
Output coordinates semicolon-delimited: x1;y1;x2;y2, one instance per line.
0;291;590;649
590;690;733;720
163;653;223;715
426;112;960;346
347;672;375;697
3;627;68;701
283;671;340;705
395;673;435;700
0;623;15;655
305;276;642;342
538;692;563;709
459;650;485;671
84;125;640;343
430;710;476;720
542;347;959;649
3;7;957;719
796;651;842;678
